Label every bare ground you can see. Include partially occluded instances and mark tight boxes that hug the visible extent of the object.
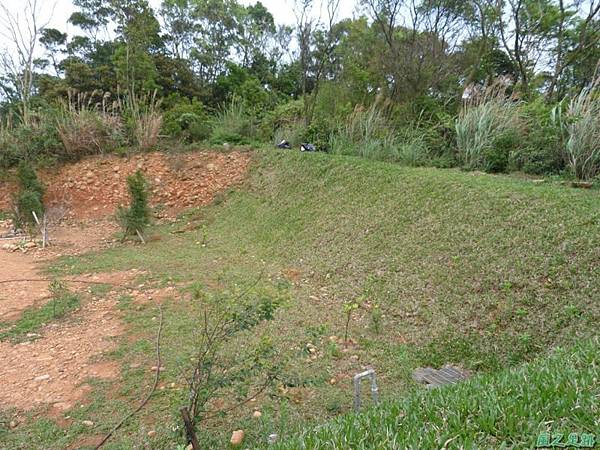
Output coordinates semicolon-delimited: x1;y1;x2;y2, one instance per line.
0;150;251;416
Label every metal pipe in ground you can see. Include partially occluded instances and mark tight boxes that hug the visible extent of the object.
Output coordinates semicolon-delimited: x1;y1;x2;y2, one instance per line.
353;368;379;412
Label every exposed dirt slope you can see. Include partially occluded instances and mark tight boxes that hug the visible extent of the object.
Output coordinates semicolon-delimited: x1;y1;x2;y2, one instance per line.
0;150;251;220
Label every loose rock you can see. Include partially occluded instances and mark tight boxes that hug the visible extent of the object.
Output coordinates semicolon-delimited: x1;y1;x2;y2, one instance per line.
230;429;245;446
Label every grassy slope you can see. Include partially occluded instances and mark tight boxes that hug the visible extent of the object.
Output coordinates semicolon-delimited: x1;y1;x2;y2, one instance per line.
2;149;599;449
272;339;600;449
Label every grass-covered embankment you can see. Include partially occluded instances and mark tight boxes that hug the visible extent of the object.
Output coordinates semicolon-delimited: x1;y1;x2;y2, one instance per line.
272;339;599;449
3;148;597;448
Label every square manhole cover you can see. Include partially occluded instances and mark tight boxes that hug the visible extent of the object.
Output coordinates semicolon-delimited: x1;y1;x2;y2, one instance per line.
413;365;470;388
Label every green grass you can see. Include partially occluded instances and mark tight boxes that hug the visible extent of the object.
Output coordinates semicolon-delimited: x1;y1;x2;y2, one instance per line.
0;292;80;342
271;338;600;449
4;149;599;448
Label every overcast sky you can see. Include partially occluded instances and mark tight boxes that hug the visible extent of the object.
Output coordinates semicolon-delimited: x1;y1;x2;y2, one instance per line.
37;0;359;38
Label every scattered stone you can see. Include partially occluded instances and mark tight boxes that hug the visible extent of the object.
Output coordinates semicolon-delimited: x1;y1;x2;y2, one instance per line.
329;378;337;385
571;181;593;189
147;430;157;437
1;243;18;252
230;430;245;446
150;366;165;372
82;420;94;427
252;410;262;418
268;433;278;444
34;374;50;382
9;420;17;429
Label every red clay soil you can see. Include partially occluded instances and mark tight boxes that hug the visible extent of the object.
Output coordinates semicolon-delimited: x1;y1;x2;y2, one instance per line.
0;150;252;417
0;219;119;322
0;150;252;220
0;294;124;412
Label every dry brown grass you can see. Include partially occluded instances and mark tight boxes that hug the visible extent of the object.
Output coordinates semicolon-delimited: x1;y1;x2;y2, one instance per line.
124;90;163;151
56;90;124;159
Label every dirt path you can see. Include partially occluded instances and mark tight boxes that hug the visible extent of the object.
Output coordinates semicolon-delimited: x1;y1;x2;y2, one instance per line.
0;223;131;413
0;219;118;322
0;252;49;322
0;295;123;412
0;150;252;415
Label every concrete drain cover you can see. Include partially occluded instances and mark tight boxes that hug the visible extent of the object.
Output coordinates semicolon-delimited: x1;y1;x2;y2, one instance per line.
413;365;470;388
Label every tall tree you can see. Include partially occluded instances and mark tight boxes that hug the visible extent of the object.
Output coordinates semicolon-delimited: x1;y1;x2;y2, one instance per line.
0;0;53;124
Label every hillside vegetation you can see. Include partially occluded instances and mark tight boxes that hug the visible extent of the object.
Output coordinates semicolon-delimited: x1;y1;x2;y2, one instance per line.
25;149;597;448
272;338;600;449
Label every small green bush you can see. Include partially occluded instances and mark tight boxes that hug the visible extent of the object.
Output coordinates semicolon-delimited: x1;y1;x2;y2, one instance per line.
515;100;563;175
260;99;305;144
162;98;210;142
209;98;257;145
483;130;520;173
16;160;45;196
0;117;62;168
117;170;151;239
12;160;45;231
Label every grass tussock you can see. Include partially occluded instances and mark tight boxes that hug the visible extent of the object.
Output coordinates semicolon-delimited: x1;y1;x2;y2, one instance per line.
329;100;398;160
456;81;522;171
329;99;432;165
554;77;600;181
123;90;163;151
210;97;256;145
56;90;124;159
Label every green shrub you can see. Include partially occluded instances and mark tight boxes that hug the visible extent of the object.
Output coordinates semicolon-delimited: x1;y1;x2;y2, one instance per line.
305;116;334;151
484;130;520;173
162;98;210;142
260;99;305;144
456;81;522;172
16;160;45;197
0;115;62;168
117;170;151;239
516;100;563;175
12;160;45;231
209;97;256;145
273;120;306;148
